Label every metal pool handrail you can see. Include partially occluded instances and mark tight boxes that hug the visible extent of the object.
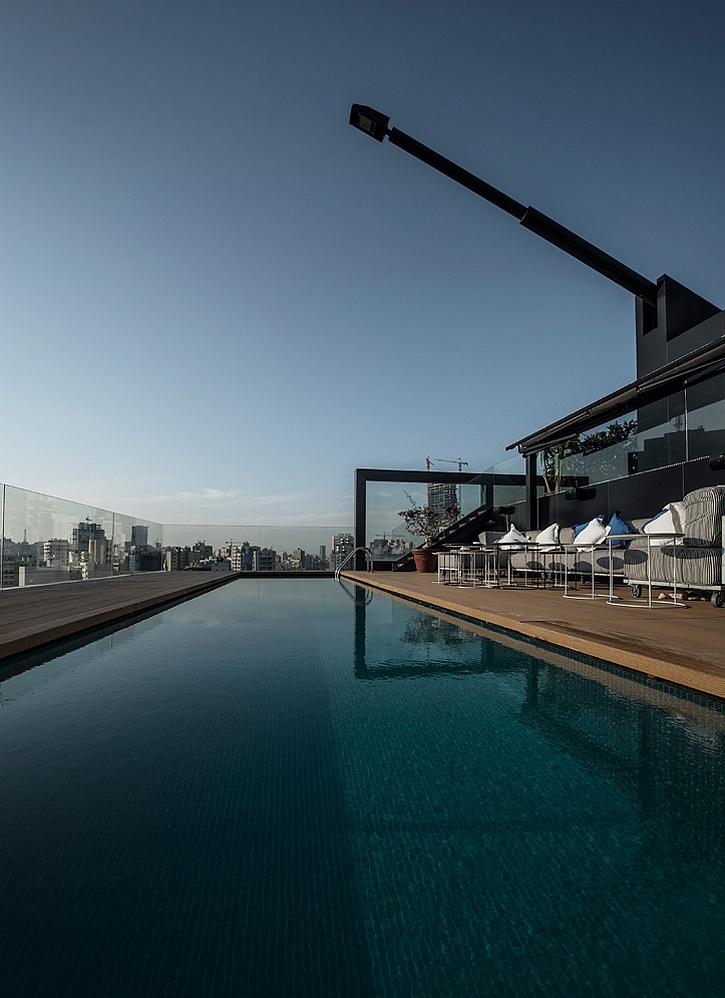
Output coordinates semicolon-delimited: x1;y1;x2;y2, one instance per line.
335;547;374;580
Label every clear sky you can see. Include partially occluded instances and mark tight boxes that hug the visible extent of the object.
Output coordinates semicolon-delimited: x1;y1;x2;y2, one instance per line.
1;0;723;527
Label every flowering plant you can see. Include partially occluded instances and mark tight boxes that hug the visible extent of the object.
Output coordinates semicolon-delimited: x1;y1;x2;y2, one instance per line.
398;491;461;545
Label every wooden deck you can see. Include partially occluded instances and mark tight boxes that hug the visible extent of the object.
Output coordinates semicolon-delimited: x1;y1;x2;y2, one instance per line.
0;572;238;662
341;570;725;700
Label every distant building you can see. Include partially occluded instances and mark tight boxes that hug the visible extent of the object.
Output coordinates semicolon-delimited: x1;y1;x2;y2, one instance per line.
192;541;213;561
70;521;110;576
72;521;106;555
252;547;276;571
427;482;458;520
230;542;252;571
319;545;326;561
164;546;192;571
2;558;20;588
330;533;354;571
131;525;148;547
370;536;413;561
130;549;164;572
43;538;69;569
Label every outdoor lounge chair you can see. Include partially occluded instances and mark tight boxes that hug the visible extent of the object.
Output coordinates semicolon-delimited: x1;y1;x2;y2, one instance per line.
624;486;725;607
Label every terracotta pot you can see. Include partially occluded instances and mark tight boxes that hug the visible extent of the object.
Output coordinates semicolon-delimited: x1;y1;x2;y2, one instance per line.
412;548;437;573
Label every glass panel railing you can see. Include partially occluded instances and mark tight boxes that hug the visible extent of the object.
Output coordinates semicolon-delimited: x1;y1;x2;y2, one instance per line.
480;454;527;510
636;392;686;474
1;484;162;589
365;480;484;565
686;372;725;462
366;482;427;563
537;416;638;493
534;402;696;491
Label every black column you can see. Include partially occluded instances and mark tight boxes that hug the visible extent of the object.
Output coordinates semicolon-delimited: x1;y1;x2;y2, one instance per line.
354;470;366;570
525;453;539;531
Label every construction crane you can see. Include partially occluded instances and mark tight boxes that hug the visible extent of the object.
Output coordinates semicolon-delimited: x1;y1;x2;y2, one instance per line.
425;457;469;472
435;458;468;473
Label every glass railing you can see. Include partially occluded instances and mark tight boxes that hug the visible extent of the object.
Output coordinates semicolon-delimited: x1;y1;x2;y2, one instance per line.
365;480;487;563
0;483;162;589
0;488;353;587
686;370;725;462
534;376;724;493
480;454;527;509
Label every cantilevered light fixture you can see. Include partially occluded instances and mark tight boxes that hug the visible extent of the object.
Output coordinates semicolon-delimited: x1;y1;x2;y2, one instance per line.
349;103;658;307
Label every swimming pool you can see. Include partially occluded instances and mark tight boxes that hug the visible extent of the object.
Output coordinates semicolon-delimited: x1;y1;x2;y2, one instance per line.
1;579;723;997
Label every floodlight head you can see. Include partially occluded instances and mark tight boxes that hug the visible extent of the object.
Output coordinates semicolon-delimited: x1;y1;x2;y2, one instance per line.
349;104;390;142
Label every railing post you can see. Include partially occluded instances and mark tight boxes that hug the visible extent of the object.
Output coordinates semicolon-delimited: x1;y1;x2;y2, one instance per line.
525;453;539;531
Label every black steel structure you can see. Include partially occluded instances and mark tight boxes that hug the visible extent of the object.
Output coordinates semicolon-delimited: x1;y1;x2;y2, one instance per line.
354;467;530;569
349;103;724;529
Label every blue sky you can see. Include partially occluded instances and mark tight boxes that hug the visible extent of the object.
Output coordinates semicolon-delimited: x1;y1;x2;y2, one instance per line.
1;0;723;526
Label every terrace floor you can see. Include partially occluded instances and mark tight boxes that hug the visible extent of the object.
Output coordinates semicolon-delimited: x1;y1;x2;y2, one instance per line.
0;572;239;663
341;570;725;700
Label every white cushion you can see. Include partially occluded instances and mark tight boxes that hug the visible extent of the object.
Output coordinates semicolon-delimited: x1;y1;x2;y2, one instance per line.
643;504;683;546
669;501;686;533
497;525;528;549
574;517;609;548
536;522;559;548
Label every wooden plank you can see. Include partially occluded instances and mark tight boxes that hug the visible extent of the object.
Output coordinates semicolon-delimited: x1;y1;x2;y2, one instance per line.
0;573;238;660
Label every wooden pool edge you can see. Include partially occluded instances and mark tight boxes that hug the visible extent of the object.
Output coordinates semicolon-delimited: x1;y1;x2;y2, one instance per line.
0;573;240;663
341;571;725;702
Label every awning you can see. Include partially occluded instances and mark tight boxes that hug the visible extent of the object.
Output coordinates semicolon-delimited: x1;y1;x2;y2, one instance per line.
506;334;725;456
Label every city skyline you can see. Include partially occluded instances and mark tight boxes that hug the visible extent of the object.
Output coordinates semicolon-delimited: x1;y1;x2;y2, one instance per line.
2;512;350;585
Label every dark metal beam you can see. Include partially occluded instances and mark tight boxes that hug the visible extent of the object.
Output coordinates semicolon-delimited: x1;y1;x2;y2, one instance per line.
351;105;659;307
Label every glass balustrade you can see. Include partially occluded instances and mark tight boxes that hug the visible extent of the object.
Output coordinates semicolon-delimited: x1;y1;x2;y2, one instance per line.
535;382;716;495
0;483;349;587
0;484;162;589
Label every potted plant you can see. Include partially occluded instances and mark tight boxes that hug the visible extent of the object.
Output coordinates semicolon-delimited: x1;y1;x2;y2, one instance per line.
398;491;460;572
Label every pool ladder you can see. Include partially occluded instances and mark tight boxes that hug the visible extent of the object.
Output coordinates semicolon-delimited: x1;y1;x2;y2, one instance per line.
334;546;374;580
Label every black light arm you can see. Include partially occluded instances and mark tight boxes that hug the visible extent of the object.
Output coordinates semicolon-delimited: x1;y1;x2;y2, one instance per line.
350;103;658;307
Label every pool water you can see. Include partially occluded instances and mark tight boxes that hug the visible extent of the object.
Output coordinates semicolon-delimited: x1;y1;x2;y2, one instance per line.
1;579;724;997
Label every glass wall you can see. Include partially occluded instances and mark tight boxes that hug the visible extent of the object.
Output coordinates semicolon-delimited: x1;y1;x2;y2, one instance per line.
365;479;487;563
536;372;725;492
550;416;639;489
0;483;162;589
0;485;352;586
687;371;725;461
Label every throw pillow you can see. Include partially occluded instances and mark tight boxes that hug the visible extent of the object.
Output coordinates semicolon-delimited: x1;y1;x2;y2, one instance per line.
574;516;608;548
536;522;559;549
669;501;686;533
607;511;634;548
497;525;528;549
643;507;678;546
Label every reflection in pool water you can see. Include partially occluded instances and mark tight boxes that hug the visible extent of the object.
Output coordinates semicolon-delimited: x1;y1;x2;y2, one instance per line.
0;579;723;997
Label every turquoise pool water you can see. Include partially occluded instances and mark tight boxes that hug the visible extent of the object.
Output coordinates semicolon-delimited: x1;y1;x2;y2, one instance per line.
1;579;723;997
